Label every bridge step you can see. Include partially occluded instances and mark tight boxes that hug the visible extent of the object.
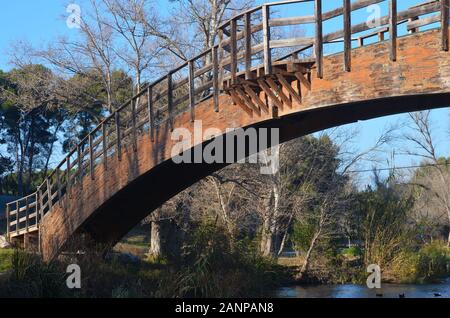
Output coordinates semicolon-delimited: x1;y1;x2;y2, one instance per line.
223;59;314;117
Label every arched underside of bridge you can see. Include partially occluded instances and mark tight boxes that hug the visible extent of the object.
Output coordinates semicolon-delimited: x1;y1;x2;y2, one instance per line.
40;28;450;261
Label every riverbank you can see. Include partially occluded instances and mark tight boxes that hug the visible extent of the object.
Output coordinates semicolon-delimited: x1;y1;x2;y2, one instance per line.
1;224;448;298
277;240;450;286
1;245;448;298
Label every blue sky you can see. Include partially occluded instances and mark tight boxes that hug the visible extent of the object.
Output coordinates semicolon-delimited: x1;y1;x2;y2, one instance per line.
0;1;69;67
0;0;448;185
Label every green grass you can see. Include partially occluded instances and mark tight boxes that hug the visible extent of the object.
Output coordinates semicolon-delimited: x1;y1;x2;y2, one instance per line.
340;246;362;258
0;249;13;272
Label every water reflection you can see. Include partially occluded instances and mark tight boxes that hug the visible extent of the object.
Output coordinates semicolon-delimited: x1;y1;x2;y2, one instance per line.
277;278;450;298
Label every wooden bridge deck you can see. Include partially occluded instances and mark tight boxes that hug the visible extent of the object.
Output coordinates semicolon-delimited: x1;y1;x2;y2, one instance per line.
5;0;450;260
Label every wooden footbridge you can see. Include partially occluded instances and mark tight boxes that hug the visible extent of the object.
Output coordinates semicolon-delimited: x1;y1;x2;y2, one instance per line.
5;0;450;261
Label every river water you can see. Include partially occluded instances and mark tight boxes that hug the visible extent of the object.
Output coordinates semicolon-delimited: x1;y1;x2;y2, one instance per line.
277;278;450;298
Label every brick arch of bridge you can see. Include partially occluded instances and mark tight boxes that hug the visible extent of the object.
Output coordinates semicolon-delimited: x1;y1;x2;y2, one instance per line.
40;28;450;261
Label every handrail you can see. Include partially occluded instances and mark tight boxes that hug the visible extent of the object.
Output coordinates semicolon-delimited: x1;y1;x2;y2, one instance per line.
6;0;449;241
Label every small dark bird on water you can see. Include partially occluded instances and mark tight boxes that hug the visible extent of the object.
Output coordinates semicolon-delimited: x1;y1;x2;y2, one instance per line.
434;293;442;297
399;294;405;298
376;293;383;297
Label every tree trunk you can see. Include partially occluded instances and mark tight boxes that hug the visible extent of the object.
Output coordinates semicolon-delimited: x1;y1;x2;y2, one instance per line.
148;209;182;262
260;189;274;256
106;71;113;112
296;231;320;281
148;208;162;258
17;158;24;196
149;221;161;257
26;141;35;194
210;176;236;245
260;215;273;257
296;205;327;281
277;211;295;257
277;230;288;257
260;183;281;257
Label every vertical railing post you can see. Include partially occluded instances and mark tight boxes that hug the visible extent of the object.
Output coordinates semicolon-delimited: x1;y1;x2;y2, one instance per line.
34;193;38;231
6;204;10;241
212;46;219;112
389;0;397;61
16;201;19;235
218;29;224;90
230;18;238;84
358;38;363;47
38;186;44;220
47;178;53;212
188;60;195;122
36;191;40;254
167;73;174;131
131;100;138;152
102;122;108;170
315;0;323;78
408;17;418;34
36;188;40;224
147;86;154;142
116;112;122;162
262;5;272;75
66;155;71;198
35;192;38;226
244;12;252;80
77;145;83;187
442;0;449;51
25;197;30;233
89;134;95;180
343;0;351;72
56;168;62;205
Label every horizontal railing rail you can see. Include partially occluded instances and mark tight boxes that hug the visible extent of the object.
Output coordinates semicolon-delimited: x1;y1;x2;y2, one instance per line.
6;0;449;242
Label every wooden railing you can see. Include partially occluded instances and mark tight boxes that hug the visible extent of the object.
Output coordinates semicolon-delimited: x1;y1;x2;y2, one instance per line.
6;0;449;242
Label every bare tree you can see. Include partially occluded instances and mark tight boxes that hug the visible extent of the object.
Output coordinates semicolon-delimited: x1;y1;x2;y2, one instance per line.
101;0;168;92
170;0;253;52
193;164;260;240
403;111;450;245
37;0;118;111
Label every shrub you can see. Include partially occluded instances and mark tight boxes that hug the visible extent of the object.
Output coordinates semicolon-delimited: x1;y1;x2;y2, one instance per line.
0;249;13;272
154;222;288;298
415;240;449;282
392;240;449;283
0;250;67;298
